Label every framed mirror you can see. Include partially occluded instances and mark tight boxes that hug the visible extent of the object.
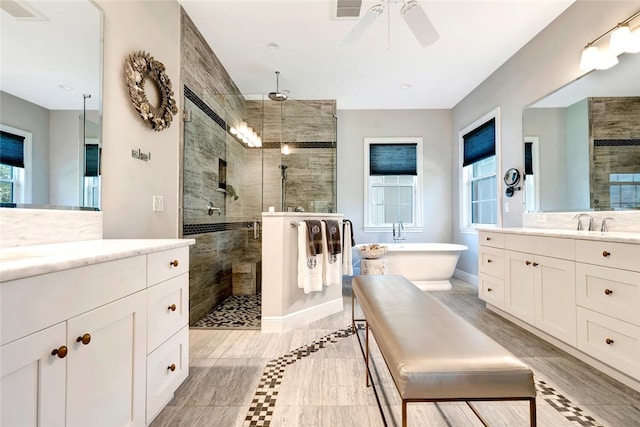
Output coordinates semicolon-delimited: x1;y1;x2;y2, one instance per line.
523;53;640;212
0;1;103;210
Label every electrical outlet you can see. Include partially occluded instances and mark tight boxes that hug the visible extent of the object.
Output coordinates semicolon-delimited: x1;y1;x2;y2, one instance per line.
153;195;164;212
504;202;510;213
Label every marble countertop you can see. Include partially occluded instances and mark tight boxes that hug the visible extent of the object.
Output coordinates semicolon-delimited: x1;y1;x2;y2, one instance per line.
0;239;196;282
482;227;640;244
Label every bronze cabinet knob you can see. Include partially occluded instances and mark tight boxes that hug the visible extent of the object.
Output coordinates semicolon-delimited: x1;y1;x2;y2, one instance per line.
606;338;614;345
487;259;493;263
602;251;611;257
604;288;613;296
76;333;91;345
170;259;179;267
168;304;177;312
167;363;176;372
51;346;68;358
486;237;491;241
532;262;539;267
525;261;531;266
487;288;493;292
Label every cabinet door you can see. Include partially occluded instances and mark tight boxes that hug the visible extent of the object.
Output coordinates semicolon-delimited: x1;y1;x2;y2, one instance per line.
66;291;146;427
1;322;66;427
534;255;577;346
505;251;535;323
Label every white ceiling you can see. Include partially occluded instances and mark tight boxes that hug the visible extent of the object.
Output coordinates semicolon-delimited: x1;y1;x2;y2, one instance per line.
178;0;576;109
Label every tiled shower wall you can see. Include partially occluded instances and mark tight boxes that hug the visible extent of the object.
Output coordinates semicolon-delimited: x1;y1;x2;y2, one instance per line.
181;9;336;324
590;97;640;209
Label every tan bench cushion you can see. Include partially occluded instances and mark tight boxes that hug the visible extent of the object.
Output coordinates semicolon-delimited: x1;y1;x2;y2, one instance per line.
353;275;536;400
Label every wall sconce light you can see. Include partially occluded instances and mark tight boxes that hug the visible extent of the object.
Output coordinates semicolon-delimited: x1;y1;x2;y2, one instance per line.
579;9;640;71
281;143;290;155
230;121;262;147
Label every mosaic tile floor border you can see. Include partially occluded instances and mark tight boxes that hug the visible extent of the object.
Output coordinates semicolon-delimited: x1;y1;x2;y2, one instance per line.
242;326;605;427
192;294;261;330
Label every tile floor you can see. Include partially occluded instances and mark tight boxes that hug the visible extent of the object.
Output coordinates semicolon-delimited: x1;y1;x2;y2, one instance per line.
151;279;640;427
192;294;261;329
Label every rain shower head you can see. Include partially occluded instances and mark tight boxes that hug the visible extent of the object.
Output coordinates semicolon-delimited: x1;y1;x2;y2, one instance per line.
268;71;288;101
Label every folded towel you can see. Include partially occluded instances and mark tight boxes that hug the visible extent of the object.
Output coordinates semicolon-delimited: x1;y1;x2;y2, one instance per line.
322;221;342;287
342;220;353;275
297;222;323;294
305;220;323;256
323;220;342;255
344;219;356;246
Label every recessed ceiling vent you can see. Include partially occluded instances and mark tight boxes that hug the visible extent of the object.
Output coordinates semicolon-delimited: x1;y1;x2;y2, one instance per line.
332;0;362;20
0;0;48;20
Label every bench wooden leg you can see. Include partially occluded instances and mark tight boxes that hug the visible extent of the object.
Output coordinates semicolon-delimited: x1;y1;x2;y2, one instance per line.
402;400;407;427
530;398;537;427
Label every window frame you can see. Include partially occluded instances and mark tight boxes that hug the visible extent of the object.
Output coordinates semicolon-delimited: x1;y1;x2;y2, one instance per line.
363;137;423;232
0;124;32;204
459;108;502;233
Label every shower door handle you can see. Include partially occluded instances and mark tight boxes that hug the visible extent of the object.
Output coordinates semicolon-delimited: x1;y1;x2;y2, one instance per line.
253;220;260;239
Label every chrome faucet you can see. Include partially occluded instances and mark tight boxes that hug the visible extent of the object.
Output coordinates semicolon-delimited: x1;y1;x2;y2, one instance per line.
573;213;593;231
392;220;406;242
600;217;614;232
207;201;221;216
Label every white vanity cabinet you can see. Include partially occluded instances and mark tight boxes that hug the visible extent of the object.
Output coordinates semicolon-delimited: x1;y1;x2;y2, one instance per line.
0;239;193;427
575;240;640;379
478;229;640;391
478;231;506;309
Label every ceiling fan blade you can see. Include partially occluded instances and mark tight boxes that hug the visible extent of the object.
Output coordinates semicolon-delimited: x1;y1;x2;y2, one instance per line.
401;0;439;47
338;3;384;49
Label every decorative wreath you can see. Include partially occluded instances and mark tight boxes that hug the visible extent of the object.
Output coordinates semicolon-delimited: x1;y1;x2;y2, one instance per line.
124;51;178;132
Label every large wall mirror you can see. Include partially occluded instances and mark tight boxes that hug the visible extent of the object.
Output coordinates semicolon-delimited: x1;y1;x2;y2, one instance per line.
523;53;640;212
0;1;103;210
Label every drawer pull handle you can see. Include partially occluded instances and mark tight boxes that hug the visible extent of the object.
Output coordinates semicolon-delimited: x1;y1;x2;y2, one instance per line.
168;363;176;372
487;259;493;263
76;333;91;345
525;261;531;266
487;288;493;292
168;304;177;312
604;288;613;296
606;338;614;345
532;262;539;267
170;259;179;267
51;346;68;359
602;251;611;258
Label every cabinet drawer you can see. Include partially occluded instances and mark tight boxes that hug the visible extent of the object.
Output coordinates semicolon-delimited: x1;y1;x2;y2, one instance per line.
1;255;146;346
146;326;189;425
576;263;640;326
575;240;640;272
147;247;189;286
479;273;504;308
479;231;504;248
147;274;189;353
479;247;504;279
577;307;640;379
504;234;574;260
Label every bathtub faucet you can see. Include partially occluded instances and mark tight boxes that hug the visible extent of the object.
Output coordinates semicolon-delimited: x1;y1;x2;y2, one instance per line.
392;220;406;242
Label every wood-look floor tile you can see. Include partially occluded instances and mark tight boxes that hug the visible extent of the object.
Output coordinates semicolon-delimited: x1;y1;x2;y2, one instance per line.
269;405;384;427
161;404;249;427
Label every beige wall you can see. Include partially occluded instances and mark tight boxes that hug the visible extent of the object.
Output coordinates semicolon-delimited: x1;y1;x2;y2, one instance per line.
97;0;181;238
451;1;640;276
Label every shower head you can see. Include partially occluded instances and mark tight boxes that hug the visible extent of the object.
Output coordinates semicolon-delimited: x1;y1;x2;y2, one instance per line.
279;164;288;170
268;71;288;101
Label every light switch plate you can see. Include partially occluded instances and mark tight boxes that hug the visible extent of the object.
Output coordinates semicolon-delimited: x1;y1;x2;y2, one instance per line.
153;195;164;212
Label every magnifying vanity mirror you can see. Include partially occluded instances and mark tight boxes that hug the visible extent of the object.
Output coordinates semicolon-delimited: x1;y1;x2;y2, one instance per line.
0;1;103;210
523;53;640;212
504;168;521;198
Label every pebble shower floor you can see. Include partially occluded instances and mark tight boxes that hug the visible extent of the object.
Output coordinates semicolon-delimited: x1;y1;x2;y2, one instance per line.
192;294;261;329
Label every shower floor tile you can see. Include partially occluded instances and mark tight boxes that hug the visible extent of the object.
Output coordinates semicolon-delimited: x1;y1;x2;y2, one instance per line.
192;294;261;329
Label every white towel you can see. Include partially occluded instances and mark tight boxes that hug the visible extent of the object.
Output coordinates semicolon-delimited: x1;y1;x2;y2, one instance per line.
322;221;342;287
342;221;353;276
297;222;323;294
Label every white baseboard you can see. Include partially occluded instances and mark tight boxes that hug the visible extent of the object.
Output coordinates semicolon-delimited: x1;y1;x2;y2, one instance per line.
454;268;477;286
261;297;343;333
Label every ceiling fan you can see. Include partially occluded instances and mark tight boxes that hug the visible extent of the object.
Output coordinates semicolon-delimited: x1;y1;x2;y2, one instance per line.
338;0;439;49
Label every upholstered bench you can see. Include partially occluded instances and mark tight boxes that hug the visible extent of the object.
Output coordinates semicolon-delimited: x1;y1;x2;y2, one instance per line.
351;275;537;427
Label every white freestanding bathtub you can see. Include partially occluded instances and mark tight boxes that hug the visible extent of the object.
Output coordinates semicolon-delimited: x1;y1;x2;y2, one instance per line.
365;243;468;291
